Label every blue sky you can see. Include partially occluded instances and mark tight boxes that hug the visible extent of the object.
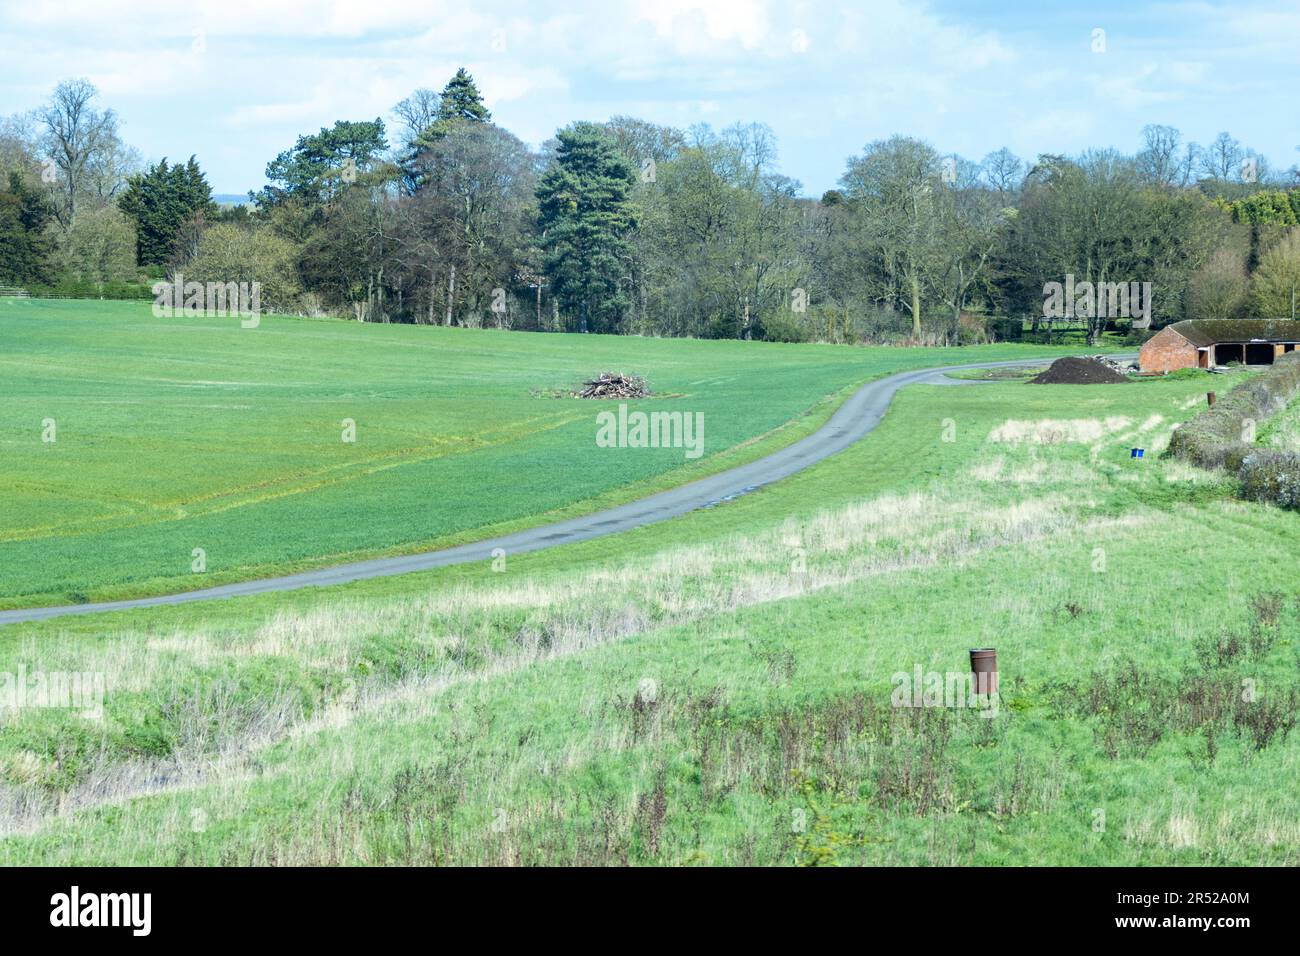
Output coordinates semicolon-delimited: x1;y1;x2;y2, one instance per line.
1;0;1295;196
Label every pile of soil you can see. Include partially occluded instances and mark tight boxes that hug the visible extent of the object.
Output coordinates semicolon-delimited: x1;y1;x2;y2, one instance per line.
575;372;648;399
1028;356;1129;385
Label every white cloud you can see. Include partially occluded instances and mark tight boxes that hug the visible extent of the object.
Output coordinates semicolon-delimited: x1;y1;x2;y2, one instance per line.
638;0;771;51
1;0;1294;195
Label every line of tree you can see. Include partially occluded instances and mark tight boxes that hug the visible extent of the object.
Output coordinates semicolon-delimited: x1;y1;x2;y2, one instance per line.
3;74;1299;340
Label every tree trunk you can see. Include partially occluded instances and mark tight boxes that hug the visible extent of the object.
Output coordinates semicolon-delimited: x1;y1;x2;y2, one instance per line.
434;265;444;325
445;264;456;326
952;263;967;339
910;271;922;339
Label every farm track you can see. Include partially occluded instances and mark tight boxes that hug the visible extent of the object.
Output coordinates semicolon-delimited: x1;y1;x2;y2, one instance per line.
0;357;1113;625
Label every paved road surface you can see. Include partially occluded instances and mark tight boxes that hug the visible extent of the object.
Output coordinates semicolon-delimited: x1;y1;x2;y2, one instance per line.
0;357;1080;626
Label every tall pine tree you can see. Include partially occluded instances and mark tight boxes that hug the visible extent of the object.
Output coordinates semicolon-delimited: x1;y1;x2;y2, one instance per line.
256;120;389;208
438;68;491;124
0;172;55;284
404;69;492;190
118;157;215;265
536;123;636;333
413;70;489;151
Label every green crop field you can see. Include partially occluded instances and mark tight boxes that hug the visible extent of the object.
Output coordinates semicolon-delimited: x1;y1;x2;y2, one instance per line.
1;308;1297;866
0;299;1080;609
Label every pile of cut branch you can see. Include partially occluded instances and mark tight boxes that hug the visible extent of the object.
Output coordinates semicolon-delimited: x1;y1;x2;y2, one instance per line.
1088;354;1137;374
575;372;648;399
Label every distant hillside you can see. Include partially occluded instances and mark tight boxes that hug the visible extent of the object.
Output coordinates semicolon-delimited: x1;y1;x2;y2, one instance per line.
212;193;250;207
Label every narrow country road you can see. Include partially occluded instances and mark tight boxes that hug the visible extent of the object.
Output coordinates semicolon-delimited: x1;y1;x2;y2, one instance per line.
0;357;1081;626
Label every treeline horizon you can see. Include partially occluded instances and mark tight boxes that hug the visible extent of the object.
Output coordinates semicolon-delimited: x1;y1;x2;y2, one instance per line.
2;69;1298;346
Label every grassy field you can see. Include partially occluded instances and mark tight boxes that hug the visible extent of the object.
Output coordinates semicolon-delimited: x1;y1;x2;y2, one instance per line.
941;365;1048;381
0;299;1081;609
1262;391;1300;452
1;332;1296;865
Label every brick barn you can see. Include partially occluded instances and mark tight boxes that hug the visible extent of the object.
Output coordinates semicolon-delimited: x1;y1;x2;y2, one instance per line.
1139;319;1300;373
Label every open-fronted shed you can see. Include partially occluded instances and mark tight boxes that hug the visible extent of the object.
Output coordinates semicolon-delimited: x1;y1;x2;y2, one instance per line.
1139;319;1300;372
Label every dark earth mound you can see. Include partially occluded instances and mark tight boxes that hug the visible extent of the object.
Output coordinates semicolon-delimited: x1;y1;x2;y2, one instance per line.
1029;356;1129;385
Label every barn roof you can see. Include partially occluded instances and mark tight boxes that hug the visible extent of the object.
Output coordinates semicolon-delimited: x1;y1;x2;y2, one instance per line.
1165;319;1300;347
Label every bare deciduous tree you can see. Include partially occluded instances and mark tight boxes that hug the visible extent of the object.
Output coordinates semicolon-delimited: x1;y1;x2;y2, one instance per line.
840;136;945;338
1200;131;1243;182
1188;248;1249;319
1137;124;1183;186
1252;231;1300;320
980;147;1025;201
392;89;441;150
38;78;121;229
